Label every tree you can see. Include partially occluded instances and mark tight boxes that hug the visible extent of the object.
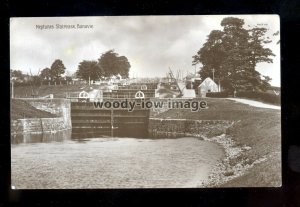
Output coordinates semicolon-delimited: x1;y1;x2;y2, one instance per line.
98;50;130;78
32;75;42;86
66;76;73;82
193;17;275;92
40;68;52;81
50;59;66;81
10;70;25;82
76;60;104;82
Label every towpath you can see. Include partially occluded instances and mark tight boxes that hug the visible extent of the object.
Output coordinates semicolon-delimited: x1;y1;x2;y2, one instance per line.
226;98;281;110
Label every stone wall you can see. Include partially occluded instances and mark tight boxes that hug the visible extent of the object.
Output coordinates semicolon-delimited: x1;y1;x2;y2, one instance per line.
149;98;196;117
11;117;69;135
22;98;71;129
11;98;71;135
148;118;234;138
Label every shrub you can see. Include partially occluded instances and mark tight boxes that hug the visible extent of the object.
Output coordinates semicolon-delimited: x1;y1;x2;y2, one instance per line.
206;91;229;98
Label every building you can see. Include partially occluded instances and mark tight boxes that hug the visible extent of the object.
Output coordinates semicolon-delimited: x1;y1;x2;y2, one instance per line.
198;77;219;97
182;89;196;98
184;73;201;90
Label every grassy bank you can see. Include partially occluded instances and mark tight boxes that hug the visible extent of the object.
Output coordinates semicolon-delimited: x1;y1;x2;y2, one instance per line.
155;98;281;187
13;84;89;98
11;99;57;120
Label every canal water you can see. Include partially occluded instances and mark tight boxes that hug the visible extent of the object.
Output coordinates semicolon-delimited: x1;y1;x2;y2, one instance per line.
11;130;224;189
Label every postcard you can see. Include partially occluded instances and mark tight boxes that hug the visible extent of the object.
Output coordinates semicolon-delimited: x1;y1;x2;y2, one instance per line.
10;15;281;189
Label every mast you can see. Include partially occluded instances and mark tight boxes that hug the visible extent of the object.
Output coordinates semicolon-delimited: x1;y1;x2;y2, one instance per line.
169;67;183;97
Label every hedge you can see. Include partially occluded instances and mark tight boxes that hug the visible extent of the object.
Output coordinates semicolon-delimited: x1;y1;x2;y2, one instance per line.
206;90;281;106
236;91;281;106
206;91;229;98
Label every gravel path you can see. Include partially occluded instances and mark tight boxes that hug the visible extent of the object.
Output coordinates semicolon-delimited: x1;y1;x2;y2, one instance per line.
227;98;280;110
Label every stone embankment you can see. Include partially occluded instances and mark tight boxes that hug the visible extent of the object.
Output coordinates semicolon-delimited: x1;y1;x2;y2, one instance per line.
148;118;234;138
11;98;71;136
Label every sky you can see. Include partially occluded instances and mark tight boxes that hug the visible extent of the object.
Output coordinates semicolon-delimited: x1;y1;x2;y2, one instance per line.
10;15;280;86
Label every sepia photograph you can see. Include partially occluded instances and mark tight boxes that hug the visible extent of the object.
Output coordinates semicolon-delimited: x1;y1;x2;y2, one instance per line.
10;15;281;189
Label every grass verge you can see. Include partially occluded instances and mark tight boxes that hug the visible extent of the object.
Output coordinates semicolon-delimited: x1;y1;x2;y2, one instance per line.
13;84;89;98
155;98;281;187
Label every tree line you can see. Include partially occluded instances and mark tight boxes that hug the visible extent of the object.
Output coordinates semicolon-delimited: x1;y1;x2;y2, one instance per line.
11;50;131;86
193;17;279;92
12;17;277;92
77;50;130;82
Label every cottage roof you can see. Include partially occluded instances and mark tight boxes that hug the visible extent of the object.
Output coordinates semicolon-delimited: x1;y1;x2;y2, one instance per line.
198;77;218;87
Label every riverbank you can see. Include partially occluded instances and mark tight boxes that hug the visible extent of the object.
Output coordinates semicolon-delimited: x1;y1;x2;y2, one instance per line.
11;97;281;187
154;98;281;187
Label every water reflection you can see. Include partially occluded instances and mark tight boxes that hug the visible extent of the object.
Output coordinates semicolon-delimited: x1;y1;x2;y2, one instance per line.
72;127;149;139
11;129;72;144
11;137;224;188
11;128;149;144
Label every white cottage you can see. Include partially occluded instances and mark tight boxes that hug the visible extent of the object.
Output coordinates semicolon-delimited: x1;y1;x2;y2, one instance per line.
198;77;219;97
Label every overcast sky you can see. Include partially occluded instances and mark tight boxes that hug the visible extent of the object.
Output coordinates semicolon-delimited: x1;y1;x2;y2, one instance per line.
10;15;280;86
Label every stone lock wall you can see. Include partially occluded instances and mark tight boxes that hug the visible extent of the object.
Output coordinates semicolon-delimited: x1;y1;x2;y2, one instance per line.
11;118;68;134
11;98;71;135
148;118;234;138
23;98;72;129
